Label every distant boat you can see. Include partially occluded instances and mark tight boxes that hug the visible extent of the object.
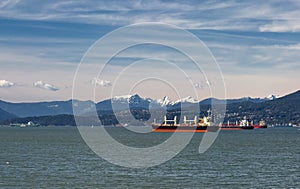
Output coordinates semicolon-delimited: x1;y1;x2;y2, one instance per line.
220;118;255;130
10;121;39;127
253;120;268;129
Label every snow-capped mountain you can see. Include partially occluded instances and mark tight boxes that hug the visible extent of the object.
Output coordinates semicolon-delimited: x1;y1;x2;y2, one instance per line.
171;96;199;105
104;94;199;107
111;95;133;103
0;93;280;118
96;94;201;112
134;95;198;105
223;94;280;104
97;94;280;111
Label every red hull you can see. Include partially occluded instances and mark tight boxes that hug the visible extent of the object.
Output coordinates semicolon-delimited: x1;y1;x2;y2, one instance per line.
221;124;254;130
221;126;254;130
152;125;220;132
153;129;210;133
152;125;253;132
254;125;268;129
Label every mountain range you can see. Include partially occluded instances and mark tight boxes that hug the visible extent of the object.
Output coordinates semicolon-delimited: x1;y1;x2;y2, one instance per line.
0;90;299;126
0;93;280;118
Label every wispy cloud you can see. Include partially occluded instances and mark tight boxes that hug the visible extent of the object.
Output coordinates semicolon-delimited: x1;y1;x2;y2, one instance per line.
0;79;15;87
91;78;112;87
213;42;300;72
0;0;299;101
259;20;300;32
193;82;205;90
1;0;299;32
0;0;20;9
33;81;59;91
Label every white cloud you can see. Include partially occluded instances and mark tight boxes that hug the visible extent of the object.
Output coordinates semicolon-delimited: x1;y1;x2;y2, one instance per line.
253;43;300;50
193;79;213;90
0;0;20;9
0;80;15;87
91;78;112;87
259;20;300;32
193;82;205;90
33;81;59;91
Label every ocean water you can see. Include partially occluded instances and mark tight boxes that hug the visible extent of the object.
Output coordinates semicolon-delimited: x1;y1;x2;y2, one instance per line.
0;126;299;188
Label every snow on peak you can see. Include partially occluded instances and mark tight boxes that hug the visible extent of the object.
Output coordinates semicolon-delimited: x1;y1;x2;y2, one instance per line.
110;94;199;106
112;94;144;103
156;96;171;106
172;96;199;104
112;95;132;102
266;94;280;100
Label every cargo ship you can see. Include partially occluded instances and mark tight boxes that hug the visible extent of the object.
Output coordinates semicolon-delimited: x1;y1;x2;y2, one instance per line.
152;115;219;132
152;110;254;132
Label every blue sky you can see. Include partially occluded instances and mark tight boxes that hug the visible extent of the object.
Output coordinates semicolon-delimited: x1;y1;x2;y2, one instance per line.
0;0;300;102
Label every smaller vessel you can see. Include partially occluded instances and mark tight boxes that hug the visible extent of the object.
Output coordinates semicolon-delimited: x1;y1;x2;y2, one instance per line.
10;121;39;127
253;120;268;129
221;119;254;130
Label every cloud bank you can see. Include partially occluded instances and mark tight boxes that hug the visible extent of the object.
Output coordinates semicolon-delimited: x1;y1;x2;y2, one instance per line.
0;79;15;87
91;78;112;87
33;81;59;91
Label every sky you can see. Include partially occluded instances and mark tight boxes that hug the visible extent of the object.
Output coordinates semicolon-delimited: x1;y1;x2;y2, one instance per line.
0;0;300;102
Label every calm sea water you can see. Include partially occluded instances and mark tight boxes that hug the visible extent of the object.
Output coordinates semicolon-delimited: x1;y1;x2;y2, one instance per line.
0;126;299;188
